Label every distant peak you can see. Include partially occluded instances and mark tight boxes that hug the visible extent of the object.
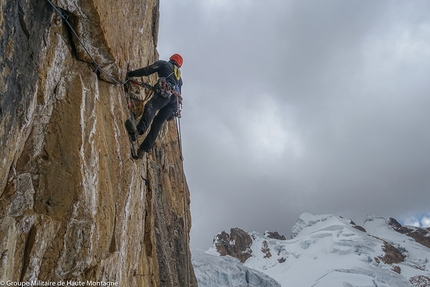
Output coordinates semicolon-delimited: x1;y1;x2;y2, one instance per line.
264;231;286;240
364;215;387;223
291;213;335;238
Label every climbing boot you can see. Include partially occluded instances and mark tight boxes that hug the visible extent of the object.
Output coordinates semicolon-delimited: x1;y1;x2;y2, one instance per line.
125;119;138;141
136;148;146;159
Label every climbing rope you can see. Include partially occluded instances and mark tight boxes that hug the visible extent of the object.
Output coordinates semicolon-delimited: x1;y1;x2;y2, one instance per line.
126;79;155;102
174;116;190;286
46;0;158;161
128;79;155;91
45;0;127;85
175;117;184;161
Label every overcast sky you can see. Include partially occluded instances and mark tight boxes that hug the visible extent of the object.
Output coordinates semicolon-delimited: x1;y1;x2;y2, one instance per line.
156;0;430;250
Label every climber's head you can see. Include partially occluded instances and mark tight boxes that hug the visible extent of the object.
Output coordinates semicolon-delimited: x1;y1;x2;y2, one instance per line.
170;54;183;67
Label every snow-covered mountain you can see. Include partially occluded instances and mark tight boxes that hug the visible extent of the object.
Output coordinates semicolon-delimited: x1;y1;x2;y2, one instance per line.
195;213;430;287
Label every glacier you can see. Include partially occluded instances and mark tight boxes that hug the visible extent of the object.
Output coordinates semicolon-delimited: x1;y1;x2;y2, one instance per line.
192;249;281;287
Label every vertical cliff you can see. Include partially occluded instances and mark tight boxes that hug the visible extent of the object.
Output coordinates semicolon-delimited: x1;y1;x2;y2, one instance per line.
0;0;196;286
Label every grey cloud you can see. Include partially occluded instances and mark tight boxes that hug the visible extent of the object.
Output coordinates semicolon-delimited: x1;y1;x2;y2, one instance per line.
157;0;430;249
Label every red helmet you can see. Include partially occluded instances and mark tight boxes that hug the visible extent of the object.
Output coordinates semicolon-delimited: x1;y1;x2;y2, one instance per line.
170;54;183;67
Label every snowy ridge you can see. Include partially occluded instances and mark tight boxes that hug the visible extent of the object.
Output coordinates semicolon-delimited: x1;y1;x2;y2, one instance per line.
363;216;430;282
200;213;430;287
290;212;335;239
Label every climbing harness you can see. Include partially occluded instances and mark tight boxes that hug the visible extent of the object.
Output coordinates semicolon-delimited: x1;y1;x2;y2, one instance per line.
156;80;179;99
154;77;174;98
153;70;181;99
127;78;182;111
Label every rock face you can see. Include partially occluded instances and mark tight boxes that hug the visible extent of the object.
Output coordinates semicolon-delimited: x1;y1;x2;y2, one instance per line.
213;228;253;263
0;0;196;286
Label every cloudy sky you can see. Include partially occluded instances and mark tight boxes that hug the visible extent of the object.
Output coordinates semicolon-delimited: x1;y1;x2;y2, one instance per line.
157;0;430;250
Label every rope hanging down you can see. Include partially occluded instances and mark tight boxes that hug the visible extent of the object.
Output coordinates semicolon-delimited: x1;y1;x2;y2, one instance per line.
174;115;190;286
45;0;127;86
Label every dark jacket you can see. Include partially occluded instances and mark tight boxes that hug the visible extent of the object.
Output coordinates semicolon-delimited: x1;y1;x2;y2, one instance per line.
127;60;183;94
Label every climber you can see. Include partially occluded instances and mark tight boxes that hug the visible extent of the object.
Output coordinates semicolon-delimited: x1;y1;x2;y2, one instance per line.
125;54;183;159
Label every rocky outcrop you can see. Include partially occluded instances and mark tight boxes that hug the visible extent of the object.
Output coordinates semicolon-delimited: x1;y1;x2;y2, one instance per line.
0;0;195;286
213;229;287;263
388;217;430;249
264;231;286;240
213;228;253;263
377;240;405;265
410;275;430;287
349;220;367;233
260;240;271;258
